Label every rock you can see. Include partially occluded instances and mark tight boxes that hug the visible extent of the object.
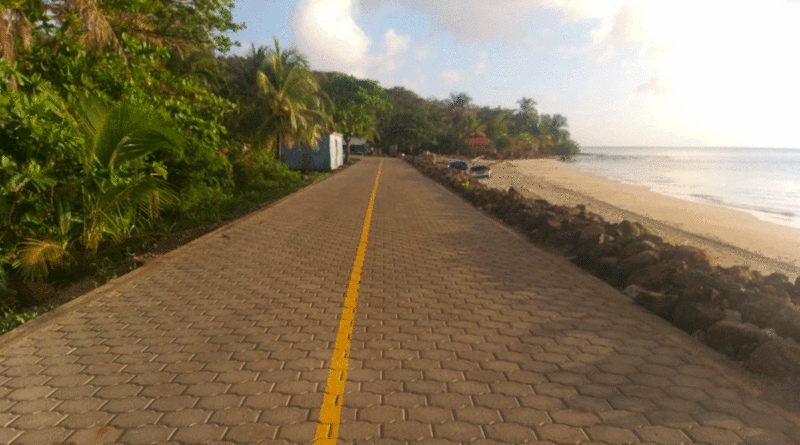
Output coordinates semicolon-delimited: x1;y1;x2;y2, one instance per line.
703;320;766;359
746;338;800;377
739;293;788;329
618;220;648;239
720;265;753;284
793;277;800;304
670;268;715;290
712;275;746;304
626;262;681;292
625;285;679;320
764;272;790;286
613;250;661;284
771;301;800;343
673;301;725;334
587;241;621;262
577;223;606;245
723;309;742;322
662;245;714;271
672;287;724;334
592;257;618;280
620;240;658;260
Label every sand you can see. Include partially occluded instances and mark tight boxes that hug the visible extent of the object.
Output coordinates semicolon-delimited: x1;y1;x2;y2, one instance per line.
481;159;800;280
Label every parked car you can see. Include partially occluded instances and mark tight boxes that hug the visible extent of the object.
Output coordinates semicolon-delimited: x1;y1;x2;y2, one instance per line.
448;160;468;171
469;165;491;178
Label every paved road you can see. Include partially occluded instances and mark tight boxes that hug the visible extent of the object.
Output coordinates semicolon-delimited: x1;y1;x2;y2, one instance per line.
1;157;799;444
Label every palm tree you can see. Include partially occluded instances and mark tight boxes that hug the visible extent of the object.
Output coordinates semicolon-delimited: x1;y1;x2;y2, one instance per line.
236;38;331;160
15;96;182;280
0;7;32;92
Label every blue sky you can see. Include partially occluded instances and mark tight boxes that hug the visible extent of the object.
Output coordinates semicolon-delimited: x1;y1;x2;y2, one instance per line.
228;0;800;148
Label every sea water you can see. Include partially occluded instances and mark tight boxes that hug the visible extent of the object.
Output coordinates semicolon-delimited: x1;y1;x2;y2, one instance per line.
571;147;800;229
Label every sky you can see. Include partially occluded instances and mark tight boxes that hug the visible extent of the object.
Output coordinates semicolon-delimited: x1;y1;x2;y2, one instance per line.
228;0;800;148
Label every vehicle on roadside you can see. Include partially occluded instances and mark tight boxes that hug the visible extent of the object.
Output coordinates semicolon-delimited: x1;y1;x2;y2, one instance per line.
469;165;491;178
448;160;468;171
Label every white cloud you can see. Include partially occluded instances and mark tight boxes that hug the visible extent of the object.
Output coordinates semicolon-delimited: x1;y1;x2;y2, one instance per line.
291;0;372;75
475;51;488;75
641;39;674;64
439;70;463;84
376;29;412;74
414;45;432;61
636;74;672;96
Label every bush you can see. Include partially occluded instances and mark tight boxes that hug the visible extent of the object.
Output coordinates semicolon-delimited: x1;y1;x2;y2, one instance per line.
232;148;303;190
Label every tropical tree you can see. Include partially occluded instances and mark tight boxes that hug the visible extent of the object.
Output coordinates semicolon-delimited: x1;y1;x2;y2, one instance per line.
320;72;391;161
512;97;538;135
0;5;32;91
14;96;182;280
235;39;330;160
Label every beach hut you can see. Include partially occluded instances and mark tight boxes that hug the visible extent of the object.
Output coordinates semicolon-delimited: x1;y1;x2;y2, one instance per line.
281;133;344;171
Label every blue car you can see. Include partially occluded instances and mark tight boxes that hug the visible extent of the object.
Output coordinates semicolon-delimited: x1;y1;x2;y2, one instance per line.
448;160;468;171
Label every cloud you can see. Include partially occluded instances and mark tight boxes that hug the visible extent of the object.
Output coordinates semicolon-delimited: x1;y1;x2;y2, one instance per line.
590;3;647;60
439;70;463;84
414;45;431;61
475;51;488;75
641;39;674;63
291;0;371;74
376;29;412;73
636;74;673;95
360;0;544;41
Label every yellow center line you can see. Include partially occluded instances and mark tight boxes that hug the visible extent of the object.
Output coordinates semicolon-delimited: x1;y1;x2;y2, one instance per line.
314;160;383;445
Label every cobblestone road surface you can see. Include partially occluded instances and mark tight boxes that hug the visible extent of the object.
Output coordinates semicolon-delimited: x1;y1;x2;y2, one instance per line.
1;157;799;444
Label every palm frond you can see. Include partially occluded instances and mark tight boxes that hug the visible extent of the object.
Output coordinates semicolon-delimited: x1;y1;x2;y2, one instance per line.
14;239;72;282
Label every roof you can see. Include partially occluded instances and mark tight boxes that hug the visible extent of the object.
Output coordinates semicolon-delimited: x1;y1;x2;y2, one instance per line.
466;137;492;145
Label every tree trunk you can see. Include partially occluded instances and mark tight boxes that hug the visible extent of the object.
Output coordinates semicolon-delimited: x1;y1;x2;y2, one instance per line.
276;134;281;161
344;134;351;164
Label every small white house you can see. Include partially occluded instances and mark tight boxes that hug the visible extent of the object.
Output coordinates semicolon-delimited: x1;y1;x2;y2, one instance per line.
281;133;344;171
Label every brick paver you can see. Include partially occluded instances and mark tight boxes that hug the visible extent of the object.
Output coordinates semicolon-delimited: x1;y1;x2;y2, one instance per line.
1;157;799;444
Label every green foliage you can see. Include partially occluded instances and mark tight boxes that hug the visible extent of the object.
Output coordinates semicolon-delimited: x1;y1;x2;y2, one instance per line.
0;305;55;337
321;72;391;145
232;148;303;190
232;40;331;159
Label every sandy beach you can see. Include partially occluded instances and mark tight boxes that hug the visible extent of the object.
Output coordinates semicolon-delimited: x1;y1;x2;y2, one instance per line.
482;159;800;280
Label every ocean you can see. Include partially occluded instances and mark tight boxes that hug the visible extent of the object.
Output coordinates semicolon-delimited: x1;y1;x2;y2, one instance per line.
570;147;800;229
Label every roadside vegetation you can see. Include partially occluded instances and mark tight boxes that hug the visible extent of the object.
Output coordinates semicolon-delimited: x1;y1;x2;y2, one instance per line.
0;0;580;333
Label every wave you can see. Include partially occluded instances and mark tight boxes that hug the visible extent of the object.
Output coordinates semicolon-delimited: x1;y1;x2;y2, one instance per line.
689;193;796;218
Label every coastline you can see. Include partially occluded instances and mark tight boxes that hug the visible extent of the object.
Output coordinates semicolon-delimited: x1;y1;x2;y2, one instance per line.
482;158;800;280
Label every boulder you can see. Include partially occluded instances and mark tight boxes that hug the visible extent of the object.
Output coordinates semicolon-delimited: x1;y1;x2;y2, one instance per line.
793;277;800;303
703;320;766;359
739;292;788;329
719;265;754;284
618;220;648;239
592;257;619;281
613;250;661;285
673;301;725;334
670;268;715;291
771;301;800;343
746;338;800;377
625;285;679;319
577;223;606;245
620;240;658;260
661;245;714;271
712;275;746;304
672;287;724;334
626;262;682;292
